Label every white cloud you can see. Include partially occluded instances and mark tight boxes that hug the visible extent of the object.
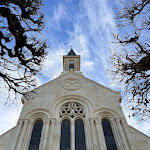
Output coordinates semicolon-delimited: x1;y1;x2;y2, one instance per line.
41;45;67;80
53;3;67;21
45;3;69;31
82;61;95;72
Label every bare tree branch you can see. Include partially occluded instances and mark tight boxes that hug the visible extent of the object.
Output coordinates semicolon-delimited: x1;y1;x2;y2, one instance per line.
0;0;47;103
110;0;150;121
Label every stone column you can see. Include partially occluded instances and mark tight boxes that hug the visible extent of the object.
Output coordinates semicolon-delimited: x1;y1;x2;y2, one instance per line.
53;119;61;150
84;119;93;150
121;119;135;150
9;120;23;150
48;119;55;150
75;62;78;71
16;120;29;150
67;63;69;71
71;120;75;150
115;119;130;150
57;121;61;150
42;119;50;150
95;119;106;150
90;119;99;150
22;122;33;150
111;120;123;150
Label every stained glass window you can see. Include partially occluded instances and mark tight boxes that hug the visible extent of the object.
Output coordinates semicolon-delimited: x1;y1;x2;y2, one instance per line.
60;119;71;150
102;119;118;150
28;120;43;150
75;119;86;150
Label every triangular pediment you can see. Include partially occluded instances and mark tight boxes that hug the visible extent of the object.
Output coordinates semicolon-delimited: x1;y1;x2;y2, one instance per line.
26;71;120;96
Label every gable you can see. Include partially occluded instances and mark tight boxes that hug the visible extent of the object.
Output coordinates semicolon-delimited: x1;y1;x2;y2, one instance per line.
21;71;122;119
23;71;121;103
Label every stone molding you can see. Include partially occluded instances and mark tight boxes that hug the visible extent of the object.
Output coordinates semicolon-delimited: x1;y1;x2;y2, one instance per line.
23;108;53;125
61;77;82;90
51;94;94;118
93;107;123;120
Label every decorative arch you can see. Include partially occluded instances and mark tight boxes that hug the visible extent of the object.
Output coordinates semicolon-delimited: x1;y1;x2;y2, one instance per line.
23;108;52;150
56;95;90;150
93;107;123;150
93;107;123;121
24;108;52;123
51;94;94;118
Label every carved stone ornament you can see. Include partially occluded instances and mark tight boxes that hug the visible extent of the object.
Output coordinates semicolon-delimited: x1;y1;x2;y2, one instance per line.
61;78;82;90
60;102;85;118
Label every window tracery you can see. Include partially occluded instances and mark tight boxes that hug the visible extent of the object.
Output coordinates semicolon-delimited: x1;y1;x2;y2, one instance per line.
60;102;86;150
60;102;85;118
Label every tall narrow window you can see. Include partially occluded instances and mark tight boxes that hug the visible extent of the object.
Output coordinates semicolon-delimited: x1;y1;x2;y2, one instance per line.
75;119;86;150
102;119;118;150
60;119;71;150
28;120;43;150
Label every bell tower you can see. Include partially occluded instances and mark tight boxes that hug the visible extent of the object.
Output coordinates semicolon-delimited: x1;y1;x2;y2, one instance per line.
63;48;80;71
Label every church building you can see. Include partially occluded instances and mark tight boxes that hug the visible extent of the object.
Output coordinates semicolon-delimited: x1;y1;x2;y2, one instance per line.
0;49;150;150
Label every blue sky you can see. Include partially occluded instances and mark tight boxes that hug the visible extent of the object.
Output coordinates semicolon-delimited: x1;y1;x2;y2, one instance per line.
0;0;150;137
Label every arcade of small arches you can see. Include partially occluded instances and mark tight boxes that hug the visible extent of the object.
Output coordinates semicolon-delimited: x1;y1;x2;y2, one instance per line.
12;96;134;150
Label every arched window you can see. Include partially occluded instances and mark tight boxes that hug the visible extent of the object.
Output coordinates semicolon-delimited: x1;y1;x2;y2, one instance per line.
69;61;74;70
28;120;43;150
75;119;86;150
60;102;86;150
102;119;118;150
60;119;71;150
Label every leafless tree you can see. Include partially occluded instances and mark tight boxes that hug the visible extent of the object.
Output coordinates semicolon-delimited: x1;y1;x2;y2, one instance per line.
110;0;150;121
0;0;47;103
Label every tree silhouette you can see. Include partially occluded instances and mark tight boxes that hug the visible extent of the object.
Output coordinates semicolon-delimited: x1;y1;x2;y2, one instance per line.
110;0;150;121
0;0;47;103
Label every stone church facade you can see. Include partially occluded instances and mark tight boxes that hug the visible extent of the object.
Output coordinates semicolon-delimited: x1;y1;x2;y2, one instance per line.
0;49;150;150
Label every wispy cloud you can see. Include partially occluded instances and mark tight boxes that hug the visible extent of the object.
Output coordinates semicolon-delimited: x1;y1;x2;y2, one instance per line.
53;3;68;21
45;3;69;31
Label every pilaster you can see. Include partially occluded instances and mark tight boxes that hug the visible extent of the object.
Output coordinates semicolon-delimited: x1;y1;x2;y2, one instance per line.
22;122;33;150
16;120;29;150
111;119;123;150
42;119;51;150
115;118;130;150
95;119;107;150
48;119;55;150
84;119;93;150
90;118;99;150
121;119;135;150
53;119;61;150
